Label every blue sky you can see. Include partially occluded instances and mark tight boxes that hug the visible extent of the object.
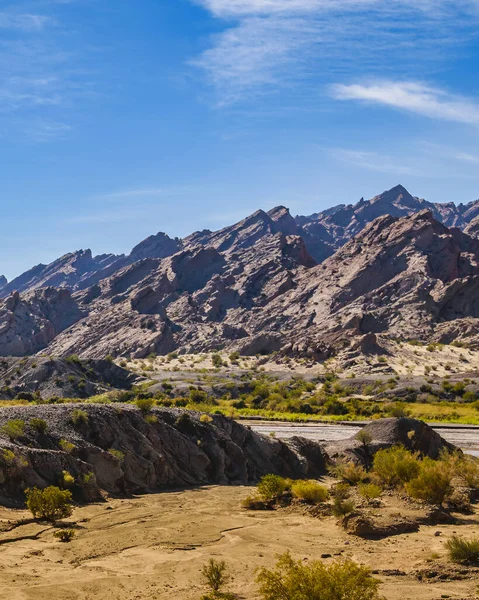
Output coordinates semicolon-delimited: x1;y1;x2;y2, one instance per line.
1;0;479;279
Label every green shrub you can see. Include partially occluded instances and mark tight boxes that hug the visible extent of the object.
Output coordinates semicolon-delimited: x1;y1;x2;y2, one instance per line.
201;558;234;600
291;480;329;504
212;354;223;368
70;409;88;427
446;535;479;564
405;458;453;505
1;419;25;440
332;497;355;518
200;414;213;424
29;418;48;434
372;446;420;488
256;552;382;600
108;448;125;462
135;397;155;413
25;486;73;523
257;474;291;502
54;529;75;543
59;439;76;453
144;414;158;424
61;471;75;488
358;483;382;502
329;461;366;486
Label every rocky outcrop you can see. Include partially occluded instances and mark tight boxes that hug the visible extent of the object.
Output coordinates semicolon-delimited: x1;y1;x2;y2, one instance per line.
0;288;85;356
0;356;140;400
325;417;457;465
0;404;330;505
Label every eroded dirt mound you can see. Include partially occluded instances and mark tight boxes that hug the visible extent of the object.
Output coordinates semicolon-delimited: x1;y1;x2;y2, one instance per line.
0;404;329;506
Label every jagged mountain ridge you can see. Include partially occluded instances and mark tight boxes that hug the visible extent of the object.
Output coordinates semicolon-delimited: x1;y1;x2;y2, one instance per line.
3;184;479;300
1;185;479;358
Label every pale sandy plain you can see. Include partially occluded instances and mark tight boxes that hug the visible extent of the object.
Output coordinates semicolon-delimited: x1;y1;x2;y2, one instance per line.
0;486;478;600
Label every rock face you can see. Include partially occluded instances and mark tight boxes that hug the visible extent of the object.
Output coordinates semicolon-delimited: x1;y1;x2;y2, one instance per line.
0;404;329;505
3;185;479;358
0;288;85;356
0;356;140;400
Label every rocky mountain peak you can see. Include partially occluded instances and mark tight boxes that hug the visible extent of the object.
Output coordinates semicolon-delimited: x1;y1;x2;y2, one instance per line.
129;231;181;262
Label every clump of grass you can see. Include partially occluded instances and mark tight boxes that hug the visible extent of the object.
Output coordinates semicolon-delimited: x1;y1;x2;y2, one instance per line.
29;418;48;434
59;439;76;454
446;536;479;564
108;448;125;462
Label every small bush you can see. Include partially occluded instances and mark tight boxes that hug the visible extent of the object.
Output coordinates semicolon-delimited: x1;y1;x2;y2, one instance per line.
291;480;329;504
256;552;382;600
61;471;75;488
108;448;125;462
356;430;373;448
201;558;234;599
200;414;213;424
144;414;158;424
358;483;382;502
446;535;479;564
135;397;155;413
25;486;73;523
405;458;453;505
257;474;291;502
59;439;75;453
1;419;25;441
54;529;75;543
242;495;269;510
329;461;366;486
29;418;48;434
71;409;88;427
212;354;223;368
332;497;355;518
372;446;420;488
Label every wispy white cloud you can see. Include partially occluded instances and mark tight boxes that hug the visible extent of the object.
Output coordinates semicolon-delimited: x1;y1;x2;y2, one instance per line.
331;148;419;175
332;81;479;125
0;12;52;32
192;0;479;105
95;187;197;202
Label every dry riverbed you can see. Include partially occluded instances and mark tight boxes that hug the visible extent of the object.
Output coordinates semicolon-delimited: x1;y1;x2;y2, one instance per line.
0;486;478;600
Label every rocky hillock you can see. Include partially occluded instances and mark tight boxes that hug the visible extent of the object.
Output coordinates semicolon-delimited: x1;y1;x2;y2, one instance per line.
0;411;455;508
0;404;329;506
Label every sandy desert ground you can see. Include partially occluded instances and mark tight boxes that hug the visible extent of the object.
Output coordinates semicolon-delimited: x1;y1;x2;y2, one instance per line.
0;486;478;600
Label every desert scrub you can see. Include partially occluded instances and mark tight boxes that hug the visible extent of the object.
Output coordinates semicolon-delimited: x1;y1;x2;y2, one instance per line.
1;419;25;441
54;529;75;543
405;458;453;505
256;552;382;600
135;397;155;413
372;446;420;488
108;448;125;462
144;414;158;424
59;439;76;453
257;474;291;502
446;535;479;564
25;486;73;523
70;408;88;427
201;558;235;600
291;480;329;504
61;470;75;488
29;418;48;434
358;483;382;503
329;461;366;486
332;497;355;518
200;414;213;424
